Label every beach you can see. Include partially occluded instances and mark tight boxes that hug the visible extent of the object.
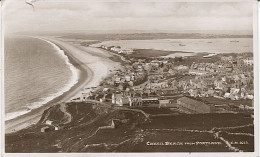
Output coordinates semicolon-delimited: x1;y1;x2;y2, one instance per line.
5;37;120;133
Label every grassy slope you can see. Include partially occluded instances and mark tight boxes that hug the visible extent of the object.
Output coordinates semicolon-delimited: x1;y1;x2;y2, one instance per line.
5;102;254;152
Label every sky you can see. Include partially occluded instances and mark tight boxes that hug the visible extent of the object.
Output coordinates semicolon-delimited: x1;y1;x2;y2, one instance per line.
3;0;254;34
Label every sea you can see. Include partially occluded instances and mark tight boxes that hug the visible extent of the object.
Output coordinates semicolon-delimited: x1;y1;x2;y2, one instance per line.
4;36;79;121
92;38;253;57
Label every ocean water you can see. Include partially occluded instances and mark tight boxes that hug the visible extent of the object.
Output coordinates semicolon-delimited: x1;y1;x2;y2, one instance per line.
91;38;253;55
4;36;79;121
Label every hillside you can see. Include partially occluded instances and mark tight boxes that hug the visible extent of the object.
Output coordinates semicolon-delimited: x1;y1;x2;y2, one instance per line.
5;102;254;152
5;102;149;152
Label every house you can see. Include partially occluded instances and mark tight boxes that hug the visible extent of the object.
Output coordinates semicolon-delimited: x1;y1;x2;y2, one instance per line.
188;89;198;97
111;46;121;52
125;75;131;82
246;94;254;100
112;93;123;105
112;92;131;106
190;79;203;89
189;69;208;75
99;94;107;102
190;63;198;69
176;97;215;114
144;63;152;71
120;97;131;106
175;65;189;70
142;97;159;105
45;120;53;125
95;94;104;101
159;99;171;108
128;81;134;86
207;89;215;96
214;80;225;89
55;126;60;131
229;94;237;100
243;58;253;66
103;88;110;92
41;126;50;132
115;77;121;84
168;69;176;75
244;105;254;110
81;92;89;101
221;56;233;62
101;45;108;49
130;97;142;106
119;49;133;55
150;60;160;67
157;87;179;96
202;78;214;86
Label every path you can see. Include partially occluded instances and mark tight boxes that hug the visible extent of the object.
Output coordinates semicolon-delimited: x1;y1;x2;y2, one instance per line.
60;103;72;124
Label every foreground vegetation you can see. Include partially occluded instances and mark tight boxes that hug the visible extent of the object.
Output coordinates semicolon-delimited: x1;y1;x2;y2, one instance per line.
6;102;254;152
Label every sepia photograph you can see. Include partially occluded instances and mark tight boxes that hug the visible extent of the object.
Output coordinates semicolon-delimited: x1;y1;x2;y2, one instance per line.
1;0;259;155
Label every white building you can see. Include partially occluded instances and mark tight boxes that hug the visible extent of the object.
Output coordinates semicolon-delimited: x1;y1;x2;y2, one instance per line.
45;120;53;125
243;58;253;66
119;49;133;55
111;47;121;52
174;65;189;70
189;69;208;75
125;75;131;82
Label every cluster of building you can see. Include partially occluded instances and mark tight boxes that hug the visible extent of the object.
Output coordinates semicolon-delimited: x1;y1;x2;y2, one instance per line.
40;120;60;132
185;55;254;100
75;51;254;114
101;45;134;55
110;64;148;88
39;52;254;133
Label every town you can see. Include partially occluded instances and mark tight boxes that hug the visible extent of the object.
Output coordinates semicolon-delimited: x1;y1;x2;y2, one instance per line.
72;45;254;115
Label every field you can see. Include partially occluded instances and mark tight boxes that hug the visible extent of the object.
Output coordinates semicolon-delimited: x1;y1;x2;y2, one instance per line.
199;97;253;107
174;54;221;66
142;113;253;130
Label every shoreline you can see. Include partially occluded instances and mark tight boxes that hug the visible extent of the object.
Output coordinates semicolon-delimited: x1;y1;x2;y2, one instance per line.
5;37;81;122
5;37;119;134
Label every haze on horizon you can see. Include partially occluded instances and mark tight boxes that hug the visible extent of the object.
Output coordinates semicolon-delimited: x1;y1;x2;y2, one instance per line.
3;0;254;35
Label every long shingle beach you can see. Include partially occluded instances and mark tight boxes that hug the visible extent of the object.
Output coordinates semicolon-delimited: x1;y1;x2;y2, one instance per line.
5;37;120;133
